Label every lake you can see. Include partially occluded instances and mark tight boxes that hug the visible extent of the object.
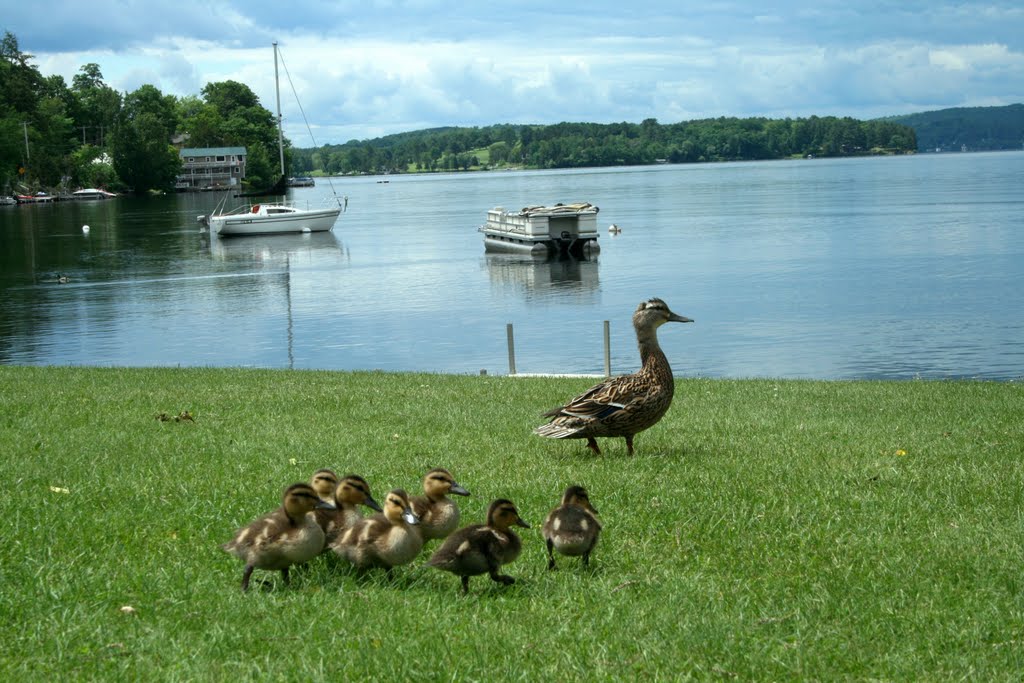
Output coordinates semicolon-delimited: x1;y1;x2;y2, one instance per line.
2;151;1022;380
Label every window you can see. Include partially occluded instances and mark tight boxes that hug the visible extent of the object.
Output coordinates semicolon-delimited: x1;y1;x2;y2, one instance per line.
216;155;225;162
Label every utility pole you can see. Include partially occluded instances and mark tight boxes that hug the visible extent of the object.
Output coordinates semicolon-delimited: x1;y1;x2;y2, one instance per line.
22;121;30;162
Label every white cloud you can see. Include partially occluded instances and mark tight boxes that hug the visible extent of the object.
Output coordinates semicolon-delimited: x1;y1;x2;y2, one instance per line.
8;1;1024;143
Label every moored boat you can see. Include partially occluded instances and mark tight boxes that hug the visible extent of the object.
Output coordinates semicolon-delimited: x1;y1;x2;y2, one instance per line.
207;201;341;235
202;42;345;237
71;188;119;200
479;202;601;258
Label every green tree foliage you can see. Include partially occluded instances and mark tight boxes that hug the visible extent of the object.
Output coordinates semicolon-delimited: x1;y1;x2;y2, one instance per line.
111;85;182;194
292;116;918;176
883;104;1024;151
71;63;122;148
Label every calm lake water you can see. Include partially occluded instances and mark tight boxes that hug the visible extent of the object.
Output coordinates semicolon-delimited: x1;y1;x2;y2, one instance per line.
2;152;1023;380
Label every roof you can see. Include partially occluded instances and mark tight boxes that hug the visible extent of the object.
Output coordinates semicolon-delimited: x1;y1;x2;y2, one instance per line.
180;147;247;157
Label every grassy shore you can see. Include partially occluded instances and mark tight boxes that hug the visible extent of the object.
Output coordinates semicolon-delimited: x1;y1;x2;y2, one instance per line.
1;366;1022;680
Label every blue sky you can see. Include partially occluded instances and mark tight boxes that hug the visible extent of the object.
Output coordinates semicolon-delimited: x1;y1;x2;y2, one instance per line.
5;1;1023;145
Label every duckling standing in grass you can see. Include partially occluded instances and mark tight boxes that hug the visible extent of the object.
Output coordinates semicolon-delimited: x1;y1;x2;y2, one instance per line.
426;499;530;594
534;298;693;456
542;485;602;570
331;489;422;572
314;474;383;547
222;482;335;592
310;469;340;504
410;468;470;542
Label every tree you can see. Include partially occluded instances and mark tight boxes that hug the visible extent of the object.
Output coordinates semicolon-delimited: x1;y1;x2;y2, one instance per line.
112;85;181;193
71;63;121;148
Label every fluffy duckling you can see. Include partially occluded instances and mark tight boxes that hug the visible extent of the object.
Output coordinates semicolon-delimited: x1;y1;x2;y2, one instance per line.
534;298;693;456
426;499;530;594
410;468;471;541
331;488;422;571
314;474;383;546
310;468;340;504
222;482;335;591
542;485;602;570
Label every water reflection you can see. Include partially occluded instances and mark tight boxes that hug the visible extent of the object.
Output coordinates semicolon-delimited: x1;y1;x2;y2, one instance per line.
483;253;600;301
207;231;347;264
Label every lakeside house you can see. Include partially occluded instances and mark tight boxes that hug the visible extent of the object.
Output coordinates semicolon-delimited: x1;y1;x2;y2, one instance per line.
176;147;247;191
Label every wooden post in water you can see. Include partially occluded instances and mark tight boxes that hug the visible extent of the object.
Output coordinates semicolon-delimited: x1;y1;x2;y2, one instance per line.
603;320;611;377
506;323;516;375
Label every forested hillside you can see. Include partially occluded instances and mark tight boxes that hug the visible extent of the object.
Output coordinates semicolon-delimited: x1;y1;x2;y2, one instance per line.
292;116;916;176
883;104;1024;152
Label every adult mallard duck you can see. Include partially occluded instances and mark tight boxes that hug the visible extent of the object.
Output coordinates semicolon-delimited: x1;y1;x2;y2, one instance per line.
330;489;422;571
426;499;530;594
222;482;335;591
542;485;602;570
409;468;471;542
314;473;382;547
534;298;693;455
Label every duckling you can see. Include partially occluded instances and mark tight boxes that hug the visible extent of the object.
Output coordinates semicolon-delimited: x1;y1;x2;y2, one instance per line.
310;468;340;504
426;499;530;594
410;468;471;541
222;482;335;591
542;485;602;570
331;488;422;571
534;298;693;455
314;473;383;547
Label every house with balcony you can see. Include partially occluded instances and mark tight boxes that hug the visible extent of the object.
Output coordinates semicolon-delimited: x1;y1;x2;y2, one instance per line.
176;147;247;191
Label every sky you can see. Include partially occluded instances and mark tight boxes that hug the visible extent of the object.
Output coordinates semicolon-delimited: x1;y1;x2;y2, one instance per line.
5;1;1024;146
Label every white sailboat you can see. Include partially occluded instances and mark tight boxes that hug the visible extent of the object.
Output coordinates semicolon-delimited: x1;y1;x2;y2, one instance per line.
208;42;344;236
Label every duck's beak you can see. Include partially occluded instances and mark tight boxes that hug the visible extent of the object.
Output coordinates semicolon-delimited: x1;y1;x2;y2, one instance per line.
402;507;420;525
315;500;336;510
515;518;531;529
450;483;470;496
669;313;693;323
364;495;383;512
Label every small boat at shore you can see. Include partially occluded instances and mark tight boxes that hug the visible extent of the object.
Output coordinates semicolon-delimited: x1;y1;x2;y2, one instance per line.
479;203;601;258
72;188;119;200
17;192;55;204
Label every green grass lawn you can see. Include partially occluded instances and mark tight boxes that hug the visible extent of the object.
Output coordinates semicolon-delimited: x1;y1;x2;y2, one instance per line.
1;367;1022;680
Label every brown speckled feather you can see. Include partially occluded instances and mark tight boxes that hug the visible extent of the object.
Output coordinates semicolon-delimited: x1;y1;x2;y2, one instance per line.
534;298;693;455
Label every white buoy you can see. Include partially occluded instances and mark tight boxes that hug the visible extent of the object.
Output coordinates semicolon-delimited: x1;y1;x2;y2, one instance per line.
82;225;90;233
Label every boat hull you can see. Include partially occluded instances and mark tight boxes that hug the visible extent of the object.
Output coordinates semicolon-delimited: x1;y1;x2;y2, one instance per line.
211;207;341;236
481;233;600;257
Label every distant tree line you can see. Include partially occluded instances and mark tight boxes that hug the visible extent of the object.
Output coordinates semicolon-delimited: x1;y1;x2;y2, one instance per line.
883;104;1024;152
0;31;282;195
293;116;918;176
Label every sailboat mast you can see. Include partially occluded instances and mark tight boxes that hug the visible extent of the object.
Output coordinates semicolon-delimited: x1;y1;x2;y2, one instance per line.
273;42;285;177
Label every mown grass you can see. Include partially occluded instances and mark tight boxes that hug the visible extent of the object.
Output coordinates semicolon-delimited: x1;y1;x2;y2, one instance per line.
1;366;1022;680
